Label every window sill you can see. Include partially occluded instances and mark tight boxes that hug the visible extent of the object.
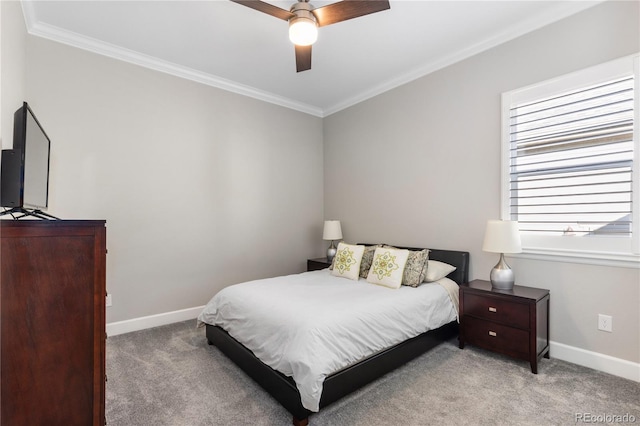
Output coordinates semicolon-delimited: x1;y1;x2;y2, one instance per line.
511;248;640;269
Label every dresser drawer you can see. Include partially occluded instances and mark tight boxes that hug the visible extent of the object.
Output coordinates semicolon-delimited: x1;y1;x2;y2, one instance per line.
463;316;529;359
463;293;529;329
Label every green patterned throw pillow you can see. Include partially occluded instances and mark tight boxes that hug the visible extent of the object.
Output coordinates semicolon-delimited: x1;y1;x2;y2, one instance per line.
366;247;410;289
330;242;365;281
382;246;430;287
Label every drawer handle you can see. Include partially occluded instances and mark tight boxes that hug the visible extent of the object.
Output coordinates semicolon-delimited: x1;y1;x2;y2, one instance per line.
488;331;497;337
488;307;497;313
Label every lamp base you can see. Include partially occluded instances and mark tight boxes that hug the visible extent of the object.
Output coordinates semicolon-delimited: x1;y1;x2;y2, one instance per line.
490;253;515;290
326;240;337;262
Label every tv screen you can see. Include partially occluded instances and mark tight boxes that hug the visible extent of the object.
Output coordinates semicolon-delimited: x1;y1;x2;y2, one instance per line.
0;102;51;211
19;104;51;209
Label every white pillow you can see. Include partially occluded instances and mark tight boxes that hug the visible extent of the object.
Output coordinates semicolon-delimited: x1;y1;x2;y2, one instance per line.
366;247;410;289
331;242;365;281
424;260;456;282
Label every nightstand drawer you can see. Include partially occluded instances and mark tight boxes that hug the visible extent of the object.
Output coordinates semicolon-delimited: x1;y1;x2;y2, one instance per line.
463;293;529;329
463;316;529;358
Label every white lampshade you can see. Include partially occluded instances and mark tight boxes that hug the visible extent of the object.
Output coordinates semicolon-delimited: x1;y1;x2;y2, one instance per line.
322;220;342;241
482;220;522;254
289;16;318;46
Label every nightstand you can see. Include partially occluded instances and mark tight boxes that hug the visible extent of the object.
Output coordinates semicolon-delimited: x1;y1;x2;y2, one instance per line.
307;257;332;271
459;279;550;374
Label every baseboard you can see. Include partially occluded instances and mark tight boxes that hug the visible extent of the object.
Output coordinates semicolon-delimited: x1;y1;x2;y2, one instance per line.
550;341;640;382
106;306;205;337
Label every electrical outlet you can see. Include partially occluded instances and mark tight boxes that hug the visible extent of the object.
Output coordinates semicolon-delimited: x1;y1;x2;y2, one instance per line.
106;293;112;307
598;314;612;332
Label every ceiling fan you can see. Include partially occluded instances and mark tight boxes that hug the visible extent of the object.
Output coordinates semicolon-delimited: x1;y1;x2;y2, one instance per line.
231;0;391;72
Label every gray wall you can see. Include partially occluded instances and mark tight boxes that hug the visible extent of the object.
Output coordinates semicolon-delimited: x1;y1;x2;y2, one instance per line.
2;1;638;365
1;1;27;149
6;7;325;323
323;1;639;363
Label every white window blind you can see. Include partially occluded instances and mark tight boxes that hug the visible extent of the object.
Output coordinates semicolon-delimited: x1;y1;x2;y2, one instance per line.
508;76;634;237
502;54;640;262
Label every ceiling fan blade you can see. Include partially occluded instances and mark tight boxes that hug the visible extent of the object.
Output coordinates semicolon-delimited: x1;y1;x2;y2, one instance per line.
295;45;312;72
230;0;294;21
313;0;390;27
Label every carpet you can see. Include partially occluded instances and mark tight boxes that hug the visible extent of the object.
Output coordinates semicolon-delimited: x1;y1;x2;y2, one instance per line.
106;320;639;425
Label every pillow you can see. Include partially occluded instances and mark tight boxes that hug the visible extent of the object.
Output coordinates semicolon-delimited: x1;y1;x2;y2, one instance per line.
331;243;365;281
402;249;430;287
359;244;383;278
424;260;456;282
382;245;430;287
366;247;410;289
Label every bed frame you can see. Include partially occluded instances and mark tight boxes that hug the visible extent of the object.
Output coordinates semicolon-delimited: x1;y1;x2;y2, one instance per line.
206;246;469;426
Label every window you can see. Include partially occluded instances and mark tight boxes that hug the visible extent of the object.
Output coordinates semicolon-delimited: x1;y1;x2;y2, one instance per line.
502;54;640;264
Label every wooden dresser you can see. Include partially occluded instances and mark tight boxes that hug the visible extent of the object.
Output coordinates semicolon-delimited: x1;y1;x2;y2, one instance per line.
1;220;107;425
458;279;550;374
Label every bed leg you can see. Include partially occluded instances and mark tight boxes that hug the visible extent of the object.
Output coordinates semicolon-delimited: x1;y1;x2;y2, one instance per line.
292;416;309;426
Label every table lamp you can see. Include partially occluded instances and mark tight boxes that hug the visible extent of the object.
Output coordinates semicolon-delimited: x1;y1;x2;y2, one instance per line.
323;220;342;262
482;220;522;290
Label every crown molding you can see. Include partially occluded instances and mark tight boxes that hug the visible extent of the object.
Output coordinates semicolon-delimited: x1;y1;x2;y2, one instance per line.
21;3;324;117
22;0;604;119
323;0;606;116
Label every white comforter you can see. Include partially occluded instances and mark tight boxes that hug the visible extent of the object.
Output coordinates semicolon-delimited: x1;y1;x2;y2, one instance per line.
197;269;458;412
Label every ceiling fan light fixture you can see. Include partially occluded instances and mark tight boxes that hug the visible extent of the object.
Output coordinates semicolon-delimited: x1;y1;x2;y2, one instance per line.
230;0;391;71
289;15;318;46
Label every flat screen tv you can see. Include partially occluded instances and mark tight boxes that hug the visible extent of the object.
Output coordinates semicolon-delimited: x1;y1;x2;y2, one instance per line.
0;102;56;219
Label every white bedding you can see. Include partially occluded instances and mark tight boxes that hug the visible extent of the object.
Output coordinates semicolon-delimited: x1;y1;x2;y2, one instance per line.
197;269;458;412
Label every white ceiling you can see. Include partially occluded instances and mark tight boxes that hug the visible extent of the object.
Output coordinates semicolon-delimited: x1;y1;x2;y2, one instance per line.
22;0;603;117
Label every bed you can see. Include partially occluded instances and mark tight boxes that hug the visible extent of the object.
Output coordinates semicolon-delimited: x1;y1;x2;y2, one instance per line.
199;245;469;425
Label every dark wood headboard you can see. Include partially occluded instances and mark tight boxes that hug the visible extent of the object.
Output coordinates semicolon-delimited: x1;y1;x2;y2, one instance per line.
359;244;469;285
